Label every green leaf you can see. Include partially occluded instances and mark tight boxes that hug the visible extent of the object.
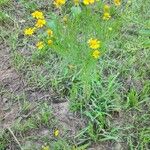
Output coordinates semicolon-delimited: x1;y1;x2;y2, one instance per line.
47;20;57;30
127;89;138;107
139;29;150;36
143;40;150;48
71;6;82;17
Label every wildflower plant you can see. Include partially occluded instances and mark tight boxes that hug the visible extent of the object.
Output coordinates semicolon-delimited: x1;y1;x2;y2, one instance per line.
23;1;123;110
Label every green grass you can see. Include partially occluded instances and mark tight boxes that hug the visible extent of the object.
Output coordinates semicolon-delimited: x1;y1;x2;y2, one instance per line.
0;0;10;6
0;11;9;23
0;0;11;23
0;0;150;149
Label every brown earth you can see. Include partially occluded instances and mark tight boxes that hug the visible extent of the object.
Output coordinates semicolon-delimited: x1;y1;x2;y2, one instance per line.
0;35;85;149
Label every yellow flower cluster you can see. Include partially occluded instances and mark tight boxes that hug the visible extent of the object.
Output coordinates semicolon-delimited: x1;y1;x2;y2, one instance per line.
103;4;111;20
83;0;95;5
53;0;66;8
36;28;54;49
24;11;46;36
32;11;46;28
114;0;121;6
24;11;53;50
88;38;101;59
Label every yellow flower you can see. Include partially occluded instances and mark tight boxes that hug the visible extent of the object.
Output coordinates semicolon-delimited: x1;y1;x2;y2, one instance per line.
36;41;44;49
47;29;53;37
104;4;110;12
48;39;53;45
53;0;66;8
54;129;59;137
114;0;121;6
92;50;100;59
83;0;95;5
35;19;46;28
41;145;50;150
103;12;111;20
32;11;44;19
24;28;34;36
88;38;100;49
73;0;79;5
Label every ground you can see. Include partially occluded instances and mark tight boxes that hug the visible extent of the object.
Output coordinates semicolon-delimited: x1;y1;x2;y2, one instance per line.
0;0;150;150
0;35;84;149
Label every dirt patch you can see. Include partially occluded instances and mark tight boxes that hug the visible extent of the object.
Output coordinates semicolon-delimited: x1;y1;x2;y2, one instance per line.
89;142;126;150
0;103;19;129
0;42;19;128
52;101;85;137
0;68;23;93
0;43;11;70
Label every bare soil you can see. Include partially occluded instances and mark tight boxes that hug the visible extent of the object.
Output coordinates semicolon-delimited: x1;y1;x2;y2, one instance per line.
0;37;85;149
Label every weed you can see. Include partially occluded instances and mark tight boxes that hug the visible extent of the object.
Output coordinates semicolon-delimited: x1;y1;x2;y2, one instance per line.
37;103;53;126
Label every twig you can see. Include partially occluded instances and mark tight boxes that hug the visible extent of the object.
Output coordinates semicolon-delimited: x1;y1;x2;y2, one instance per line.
7;127;24;150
